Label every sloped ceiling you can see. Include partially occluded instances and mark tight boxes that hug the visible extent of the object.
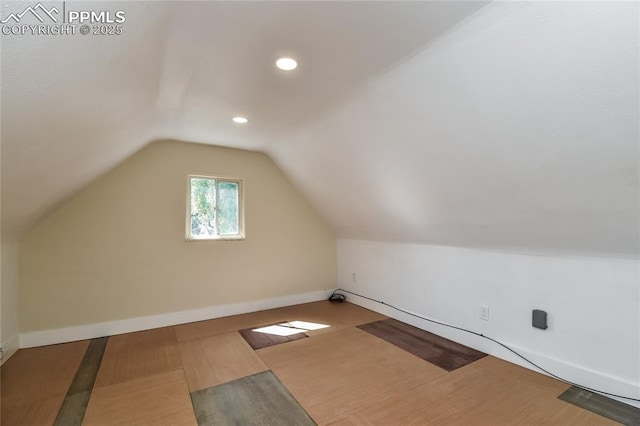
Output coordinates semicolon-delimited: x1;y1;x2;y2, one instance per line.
2;1;638;257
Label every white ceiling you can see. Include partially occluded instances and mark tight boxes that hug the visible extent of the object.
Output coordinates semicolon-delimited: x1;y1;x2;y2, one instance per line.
2;1;638;257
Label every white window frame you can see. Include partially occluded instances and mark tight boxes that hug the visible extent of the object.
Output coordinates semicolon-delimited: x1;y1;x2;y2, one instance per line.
185;175;245;241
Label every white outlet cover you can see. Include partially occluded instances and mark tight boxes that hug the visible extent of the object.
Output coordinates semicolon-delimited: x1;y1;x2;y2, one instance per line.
479;305;490;321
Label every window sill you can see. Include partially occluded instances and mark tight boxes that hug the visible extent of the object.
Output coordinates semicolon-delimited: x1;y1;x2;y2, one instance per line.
185;236;245;242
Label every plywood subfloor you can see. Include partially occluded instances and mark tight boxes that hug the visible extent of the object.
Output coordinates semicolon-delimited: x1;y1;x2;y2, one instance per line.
83;370;196;426
173;301;387;342
178;331;268;392
258;326;448;425
1;340;89;426
1;301;623;425
174;310;291;343
325;356;617;425
94;326;182;388
281;301;387;335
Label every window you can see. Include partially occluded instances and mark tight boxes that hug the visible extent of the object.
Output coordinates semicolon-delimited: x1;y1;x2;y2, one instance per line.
186;176;244;240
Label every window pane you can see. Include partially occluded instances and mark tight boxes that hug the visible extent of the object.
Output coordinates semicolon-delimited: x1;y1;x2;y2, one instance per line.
217;181;239;235
190;178;217;238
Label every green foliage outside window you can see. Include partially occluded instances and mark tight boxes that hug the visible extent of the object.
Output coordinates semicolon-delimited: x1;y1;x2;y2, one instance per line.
190;177;240;239
217;181;239;235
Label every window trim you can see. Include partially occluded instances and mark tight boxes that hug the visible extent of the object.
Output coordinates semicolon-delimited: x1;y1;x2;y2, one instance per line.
185;174;245;241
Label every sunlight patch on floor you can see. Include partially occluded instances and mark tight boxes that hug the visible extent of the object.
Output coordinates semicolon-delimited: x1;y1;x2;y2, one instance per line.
252;321;330;336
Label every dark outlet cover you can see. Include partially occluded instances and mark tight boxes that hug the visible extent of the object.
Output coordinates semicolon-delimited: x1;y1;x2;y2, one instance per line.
532;309;548;330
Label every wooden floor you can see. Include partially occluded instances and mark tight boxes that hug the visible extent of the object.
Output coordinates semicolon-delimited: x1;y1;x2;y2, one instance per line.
1;301;617;425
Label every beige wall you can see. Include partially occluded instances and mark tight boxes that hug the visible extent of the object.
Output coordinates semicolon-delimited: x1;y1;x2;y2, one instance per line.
1;240;20;360
19;141;336;332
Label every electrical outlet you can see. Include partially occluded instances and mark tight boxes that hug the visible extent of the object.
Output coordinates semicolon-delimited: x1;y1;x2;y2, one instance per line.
0;345;4;361
479;305;490;321
352;272;357;283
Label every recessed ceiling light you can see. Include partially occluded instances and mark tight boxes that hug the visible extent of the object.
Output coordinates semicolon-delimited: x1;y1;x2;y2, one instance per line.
275;57;298;71
232;116;248;124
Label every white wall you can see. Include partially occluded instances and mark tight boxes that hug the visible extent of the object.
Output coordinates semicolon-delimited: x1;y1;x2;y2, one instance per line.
1;241;20;364
338;239;640;407
270;1;639;257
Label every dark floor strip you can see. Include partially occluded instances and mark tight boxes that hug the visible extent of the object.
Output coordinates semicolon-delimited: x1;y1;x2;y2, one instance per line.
53;336;108;426
191;370;316;426
239;322;307;350
558;386;640;425
358;318;487;371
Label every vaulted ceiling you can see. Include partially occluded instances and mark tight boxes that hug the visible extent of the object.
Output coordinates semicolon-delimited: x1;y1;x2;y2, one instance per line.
2;1;638;257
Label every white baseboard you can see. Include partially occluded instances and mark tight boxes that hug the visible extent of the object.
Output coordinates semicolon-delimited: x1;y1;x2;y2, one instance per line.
1;334;20;366
345;293;640;409
20;289;333;349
